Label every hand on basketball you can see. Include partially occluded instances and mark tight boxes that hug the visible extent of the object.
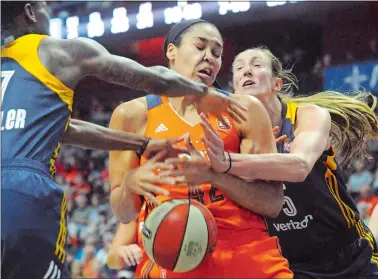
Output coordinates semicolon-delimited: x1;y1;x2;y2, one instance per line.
142;137;187;159
200;113;230;173
117;244;142;266
272;126;287;145
163;133;213;185
193;91;248;126
124;149;176;205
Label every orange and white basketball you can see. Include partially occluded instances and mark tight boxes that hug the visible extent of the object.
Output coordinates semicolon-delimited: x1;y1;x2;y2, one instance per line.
142;199;217;273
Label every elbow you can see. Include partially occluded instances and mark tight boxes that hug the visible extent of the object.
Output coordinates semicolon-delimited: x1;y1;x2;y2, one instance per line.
292;158;311;182
118;214;138;225
110;203;137;224
110;188;138;224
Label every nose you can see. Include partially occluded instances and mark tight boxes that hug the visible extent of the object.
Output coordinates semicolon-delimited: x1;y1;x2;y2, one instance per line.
243;64;253;77
203;48;216;65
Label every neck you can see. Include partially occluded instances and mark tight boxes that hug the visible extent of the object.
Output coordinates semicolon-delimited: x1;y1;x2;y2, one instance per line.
256;94;282;129
2;29;30;44
167;96;197;116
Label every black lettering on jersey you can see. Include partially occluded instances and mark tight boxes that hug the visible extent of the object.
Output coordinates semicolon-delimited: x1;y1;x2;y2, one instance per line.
209;184;224;203
189;185;205;204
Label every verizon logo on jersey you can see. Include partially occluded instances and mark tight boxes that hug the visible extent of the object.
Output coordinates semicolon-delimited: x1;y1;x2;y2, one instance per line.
273;214;313;231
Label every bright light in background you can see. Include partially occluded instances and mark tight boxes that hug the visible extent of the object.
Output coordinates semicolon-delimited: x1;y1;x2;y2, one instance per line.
218;1;250;15
266;1;286;7
136;2;154;29
266;0;302;7
164;1;202;25
111;7;129;34
49;18;62;39
66;16;79;39
87;12;105;38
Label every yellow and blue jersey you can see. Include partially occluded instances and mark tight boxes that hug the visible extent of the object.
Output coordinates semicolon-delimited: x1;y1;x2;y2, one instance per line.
1;34;74;177
266;100;378;266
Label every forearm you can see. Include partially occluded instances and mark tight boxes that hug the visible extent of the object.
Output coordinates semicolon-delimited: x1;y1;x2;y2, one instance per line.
110;177;140;224
209;171;284;218
228;153;310;182
62;119;148;152
95;55;169;94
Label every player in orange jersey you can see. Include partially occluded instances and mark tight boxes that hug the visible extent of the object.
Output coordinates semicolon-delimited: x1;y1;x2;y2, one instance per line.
109;19;293;279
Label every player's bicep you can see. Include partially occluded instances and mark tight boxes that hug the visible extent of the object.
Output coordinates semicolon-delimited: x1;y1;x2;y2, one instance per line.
238;96;277;155
290;106;331;168
108;105;141;191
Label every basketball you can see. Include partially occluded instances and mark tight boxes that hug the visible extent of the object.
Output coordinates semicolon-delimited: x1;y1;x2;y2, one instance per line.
142;199;217;273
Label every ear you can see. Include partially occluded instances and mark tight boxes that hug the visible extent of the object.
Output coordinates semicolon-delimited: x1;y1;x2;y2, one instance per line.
166;43;177;62
273;77;283;93
24;3;37;23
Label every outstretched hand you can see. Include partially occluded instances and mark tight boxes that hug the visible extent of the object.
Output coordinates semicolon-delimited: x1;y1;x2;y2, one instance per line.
162;133;213;186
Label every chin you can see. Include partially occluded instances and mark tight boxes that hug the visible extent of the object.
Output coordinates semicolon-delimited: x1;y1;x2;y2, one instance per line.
197;77;213;87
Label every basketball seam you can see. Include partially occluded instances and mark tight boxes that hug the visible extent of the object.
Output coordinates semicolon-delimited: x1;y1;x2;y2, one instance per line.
172;200;191;270
151;201;180;263
204;208;210;258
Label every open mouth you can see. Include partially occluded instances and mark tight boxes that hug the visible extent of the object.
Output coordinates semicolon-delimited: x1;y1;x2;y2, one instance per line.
242;80;255;87
198;69;212;77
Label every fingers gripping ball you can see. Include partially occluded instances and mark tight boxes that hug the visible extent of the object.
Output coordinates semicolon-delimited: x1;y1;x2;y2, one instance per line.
142;199;217;273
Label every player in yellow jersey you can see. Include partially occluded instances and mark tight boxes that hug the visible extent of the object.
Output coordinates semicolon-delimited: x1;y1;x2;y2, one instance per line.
1;2;244;279
199;46;378;278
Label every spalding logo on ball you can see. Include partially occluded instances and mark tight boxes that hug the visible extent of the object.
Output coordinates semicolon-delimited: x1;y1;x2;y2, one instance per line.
142;199;217;273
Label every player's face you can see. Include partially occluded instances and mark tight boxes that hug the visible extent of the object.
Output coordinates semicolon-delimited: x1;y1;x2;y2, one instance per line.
232;50;279;99
167;24;223;86
31;1;51;35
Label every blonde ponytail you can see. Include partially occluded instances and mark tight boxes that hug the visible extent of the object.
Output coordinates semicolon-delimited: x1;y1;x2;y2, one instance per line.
281;91;378;167
234;46;378;167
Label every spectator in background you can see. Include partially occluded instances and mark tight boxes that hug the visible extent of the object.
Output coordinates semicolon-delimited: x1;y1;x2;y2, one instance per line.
358;183;378;217
348;160;373;195
81;244;100;278
68;194;92;241
372;165;378;193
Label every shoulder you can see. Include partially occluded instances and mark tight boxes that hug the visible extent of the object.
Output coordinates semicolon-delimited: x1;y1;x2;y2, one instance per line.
110;97;148;133
296;104;331;124
234;94;266;111
231;95;273;138
40;36;108;63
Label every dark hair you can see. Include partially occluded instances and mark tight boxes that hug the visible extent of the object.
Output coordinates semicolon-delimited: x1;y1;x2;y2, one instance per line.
164;20;219;58
1;1;31;28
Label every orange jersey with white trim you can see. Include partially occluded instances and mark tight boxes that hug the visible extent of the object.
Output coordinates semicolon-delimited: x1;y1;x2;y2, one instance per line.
140;95;267;235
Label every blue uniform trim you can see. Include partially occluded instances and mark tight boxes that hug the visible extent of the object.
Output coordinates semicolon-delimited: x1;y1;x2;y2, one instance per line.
146;95;163;110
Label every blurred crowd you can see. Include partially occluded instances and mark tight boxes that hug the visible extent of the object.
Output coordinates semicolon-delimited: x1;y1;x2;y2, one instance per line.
54;38;378;278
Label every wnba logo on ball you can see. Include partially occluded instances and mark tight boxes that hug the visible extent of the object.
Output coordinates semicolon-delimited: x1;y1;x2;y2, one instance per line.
142;224;152;239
